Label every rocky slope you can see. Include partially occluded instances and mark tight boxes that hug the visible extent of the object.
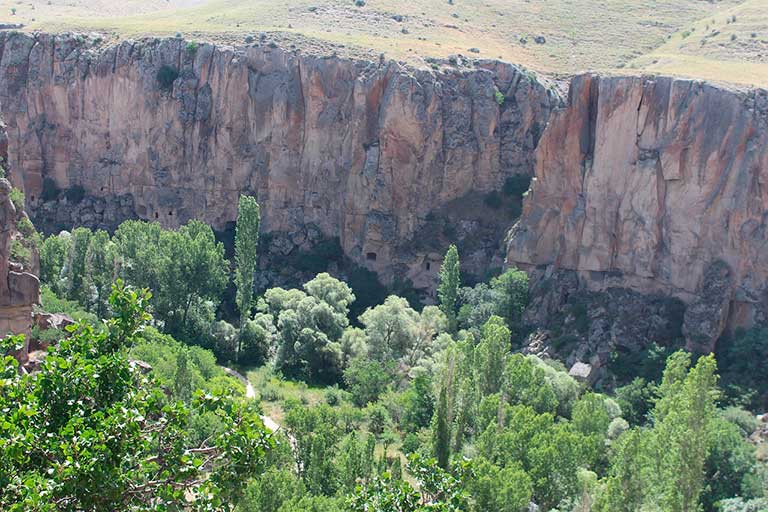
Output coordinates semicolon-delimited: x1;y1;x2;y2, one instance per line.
0;32;558;290
507;74;768;353
0;121;40;362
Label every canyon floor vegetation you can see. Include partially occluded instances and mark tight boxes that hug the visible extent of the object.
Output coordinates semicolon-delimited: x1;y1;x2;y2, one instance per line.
3;194;767;511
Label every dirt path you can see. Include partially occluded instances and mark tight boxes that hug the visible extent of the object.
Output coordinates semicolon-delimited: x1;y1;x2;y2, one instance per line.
220;366;282;434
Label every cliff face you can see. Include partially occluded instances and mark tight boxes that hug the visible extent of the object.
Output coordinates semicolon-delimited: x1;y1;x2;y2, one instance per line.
0;32;557;287
507;74;768;351
0;118;40;361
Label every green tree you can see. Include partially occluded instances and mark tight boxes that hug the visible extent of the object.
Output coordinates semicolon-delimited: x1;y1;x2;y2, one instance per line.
344;357;394;407
614;377;656;426
359;296;447;372
655;353;719;512
238;468;305;512
84;229;117;318
401;373;435;433
596;352;721;512
489;268;528;332
39;232;71;292
283;405;340;495
62;227;92;303
467;458;532;512
473;316;509;396
113;220;163;291
335;432;376;491
159;220;229;337
0;282;272;510
238;313;275;366
264;275;350;383
173;350;194;402
503;354;559;415
702;416;763;510
457;268;529;335
438;245;460;332
572;393;612;437
433;382;451;470
360;295;420;362
234;196;260;342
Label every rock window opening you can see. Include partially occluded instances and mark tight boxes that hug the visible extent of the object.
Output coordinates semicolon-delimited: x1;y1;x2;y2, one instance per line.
425;262;431;271
366;252;377;261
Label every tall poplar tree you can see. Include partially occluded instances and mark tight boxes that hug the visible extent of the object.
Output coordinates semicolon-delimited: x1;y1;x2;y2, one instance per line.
234;195;261;335
437;244;460;332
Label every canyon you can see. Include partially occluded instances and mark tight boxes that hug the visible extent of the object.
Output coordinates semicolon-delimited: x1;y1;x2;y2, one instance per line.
1;31;767;355
0;31;557;292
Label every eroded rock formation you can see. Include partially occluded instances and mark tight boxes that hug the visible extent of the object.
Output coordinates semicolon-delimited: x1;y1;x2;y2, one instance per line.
0;32;557;288
0;180;40;362
508;74;768;351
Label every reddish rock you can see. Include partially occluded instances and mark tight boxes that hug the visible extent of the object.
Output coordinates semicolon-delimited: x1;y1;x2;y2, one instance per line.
0;32;557;287
508;74;768;350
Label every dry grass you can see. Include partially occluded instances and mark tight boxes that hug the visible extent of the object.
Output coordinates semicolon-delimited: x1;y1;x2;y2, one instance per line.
0;0;764;85
627;0;768;86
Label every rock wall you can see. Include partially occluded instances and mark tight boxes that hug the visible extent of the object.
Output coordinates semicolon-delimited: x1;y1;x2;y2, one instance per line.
507;74;768;351
0;128;40;361
0;32;558;287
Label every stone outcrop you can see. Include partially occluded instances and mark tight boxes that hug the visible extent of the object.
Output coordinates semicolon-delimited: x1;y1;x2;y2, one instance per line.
0;32;558;288
508;74;768;350
0;177;40;362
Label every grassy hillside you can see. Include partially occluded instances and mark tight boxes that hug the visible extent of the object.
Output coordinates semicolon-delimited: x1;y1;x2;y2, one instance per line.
0;0;765;85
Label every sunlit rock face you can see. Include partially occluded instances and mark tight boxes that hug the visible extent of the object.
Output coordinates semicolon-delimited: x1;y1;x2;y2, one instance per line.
508;74;768;350
0;32;557;288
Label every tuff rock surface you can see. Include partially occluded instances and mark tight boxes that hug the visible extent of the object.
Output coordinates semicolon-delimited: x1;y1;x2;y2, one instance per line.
0;181;40;362
508;74;768;351
0;32;557;288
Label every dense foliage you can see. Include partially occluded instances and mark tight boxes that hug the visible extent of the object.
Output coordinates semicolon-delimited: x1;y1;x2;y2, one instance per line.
22;199;768;511
0;283;272;510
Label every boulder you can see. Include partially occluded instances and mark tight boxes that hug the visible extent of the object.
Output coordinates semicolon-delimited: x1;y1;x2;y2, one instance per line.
569;361;595;384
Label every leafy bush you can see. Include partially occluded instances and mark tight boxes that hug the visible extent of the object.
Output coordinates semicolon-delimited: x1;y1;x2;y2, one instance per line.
718;498;768;512
721;406;759;436
607;417;629;440
40;286;99;324
325;387;341;406
10;239;31;265
9;187;24;211
614;377;656;426
344;357;393;407
494;90;505;106
16;215;37;238
0;283;273;510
